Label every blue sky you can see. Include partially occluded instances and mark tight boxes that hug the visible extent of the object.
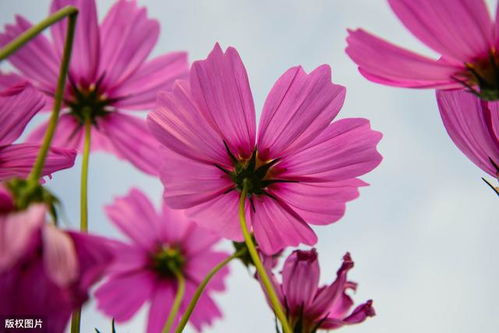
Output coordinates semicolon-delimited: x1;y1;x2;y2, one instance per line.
1;1;498;332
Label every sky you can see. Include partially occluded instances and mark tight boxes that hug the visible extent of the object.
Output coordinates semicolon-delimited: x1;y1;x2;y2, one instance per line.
1;1;498;333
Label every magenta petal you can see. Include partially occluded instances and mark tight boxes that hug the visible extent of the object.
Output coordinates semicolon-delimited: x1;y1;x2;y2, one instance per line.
0;144;76;181
186;191;243;242
437;90;499;176
27;114;82;150
0;83;44;145
321;300;375;329
258;65;346;159
185;251;229;291
190;44;256;157
157;147;233;209
50;0;100;83
346;29;462;88
146;283;175;333
388;0;493;62
275;179;366;227
250;195;317;255
188;287;223;332
99;0;159;87
42;225;78;287
95;270;156;322
148;84;230;165
0;16;59;92
105;188;161;250
280;118;383;181
0;71;24;90
282;249;320;313
0;204;45;272
112;52;189;110
98;112;161;175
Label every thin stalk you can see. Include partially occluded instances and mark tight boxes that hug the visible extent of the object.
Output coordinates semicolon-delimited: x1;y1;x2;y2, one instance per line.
69;310;81;333
0;6;77;60
175;249;247;333
163;271;186;333
80;115;91;232
238;179;292;333
25;7;78;184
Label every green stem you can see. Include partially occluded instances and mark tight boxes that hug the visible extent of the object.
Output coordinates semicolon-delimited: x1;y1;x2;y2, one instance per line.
80;115;91;232
24;7;78;184
238;180;292;333
163;271;186;333
69;309;81;333
175;249;247;333
0;6;78;61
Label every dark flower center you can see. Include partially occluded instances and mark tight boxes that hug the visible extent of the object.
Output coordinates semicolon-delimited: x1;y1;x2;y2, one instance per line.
456;52;499;101
66;77;116;124
150;245;185;278
216;142;295;201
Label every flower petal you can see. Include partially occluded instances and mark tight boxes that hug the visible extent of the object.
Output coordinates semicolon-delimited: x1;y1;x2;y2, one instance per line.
0;144;76;181
158;146;233;209
388;0;493;62
282;249;320;314
321;300;375;329
95;270;156;322
190;44;256;157
146;283;175;333
185;251;229;291
105;188;161;250
0;16;59;91
0;204;45;272
258;65;346;159
275;179;366;226
188;288;224;332
99;0;159;88
250;195;317;255
279;118;382;182
42;225;78;287
27;114;82;150
111;52;189;110
50;0;100;83
0;83;45;145
98;112;162;175
346;29;462;88
148;83;230;165
0;71;24;90
437;90;499;176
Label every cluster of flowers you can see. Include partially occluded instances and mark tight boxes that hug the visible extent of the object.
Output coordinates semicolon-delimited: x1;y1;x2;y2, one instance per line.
0;0;497;332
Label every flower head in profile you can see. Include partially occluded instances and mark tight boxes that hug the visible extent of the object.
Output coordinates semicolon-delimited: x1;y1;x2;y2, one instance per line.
436;90;499;178
0;83;75;181
95;188;229;333
148;43;382;254
0;0;188;174
0;187;114;333
262;249;375;332
346;0;499;100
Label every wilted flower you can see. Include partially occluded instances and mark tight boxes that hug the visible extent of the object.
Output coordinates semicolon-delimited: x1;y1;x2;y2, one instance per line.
436;90;499;177
262;249;375;332
95;188;229;333
0;0;188;174
0;187;114;333
0;83;75;181
148;43;382;254
346;0;499;100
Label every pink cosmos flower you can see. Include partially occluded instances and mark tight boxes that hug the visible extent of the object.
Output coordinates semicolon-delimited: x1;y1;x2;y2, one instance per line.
263;249;375;332
0;189;114;333
436;90;499;177
0;82;75;181
147;44;383;255
0;0;188;175
346;0;499;100
95;188;229;333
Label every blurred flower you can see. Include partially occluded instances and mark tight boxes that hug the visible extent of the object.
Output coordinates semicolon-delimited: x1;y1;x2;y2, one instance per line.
95;188;229;333
436;90;499;177
148;43;382;255
0;0;188;175
262;249;375;332
0;190;114;333
346;0;499;100
0;83;75;181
